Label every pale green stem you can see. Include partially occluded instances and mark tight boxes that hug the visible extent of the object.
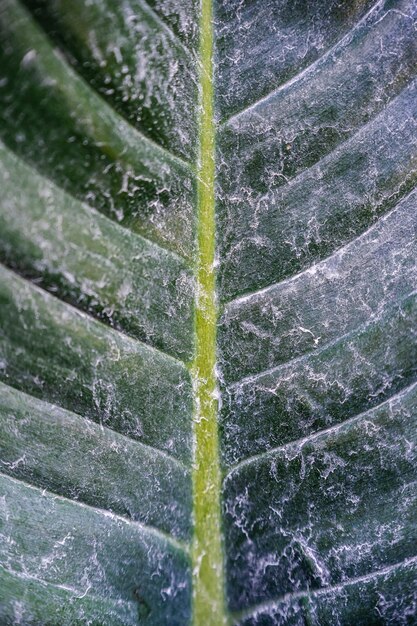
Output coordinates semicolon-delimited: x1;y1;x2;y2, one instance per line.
191;0;228;623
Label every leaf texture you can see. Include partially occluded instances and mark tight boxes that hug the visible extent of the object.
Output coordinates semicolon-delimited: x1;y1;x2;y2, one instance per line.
217;0;417;622
0;0;416;624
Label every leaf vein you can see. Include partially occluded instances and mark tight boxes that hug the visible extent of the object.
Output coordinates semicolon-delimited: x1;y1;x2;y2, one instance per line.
222;0;384;125
232;554;417;623
224;181;417;312
0;471;189;553
0;261;188;370
18;0;193;169
224;378;417;477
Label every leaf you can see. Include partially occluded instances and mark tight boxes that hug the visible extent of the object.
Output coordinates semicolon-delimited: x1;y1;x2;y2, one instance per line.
0;0;416;624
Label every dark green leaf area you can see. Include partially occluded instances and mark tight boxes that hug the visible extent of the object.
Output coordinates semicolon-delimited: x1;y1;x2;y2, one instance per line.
0;566;145;626
0;383;191;539
0;474;191;626
144;0;199;48
0;266;193;463
221;291;417;467
215;0;375;118
218;53;417;301
216;2;417;615
224;382;417;613
220;187;417;383
22;0;198;160
1;0;417;622
0;142;194;361
219;0;417;195
236;559;417;625
0;0;196;259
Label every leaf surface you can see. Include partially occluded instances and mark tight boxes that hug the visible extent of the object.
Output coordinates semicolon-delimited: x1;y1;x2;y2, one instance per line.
0;0;416;624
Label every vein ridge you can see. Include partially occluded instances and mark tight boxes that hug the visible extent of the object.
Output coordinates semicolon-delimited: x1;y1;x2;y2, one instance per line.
233;554;417;622
0;563;136;606
222;0;385;125
224;379;417;477
0;261;188;371
0;377;188;472
137;0;194;58
0;471;188;553
17;0;193;169
191;0;227;621
224;181;417;311
0;138;191;266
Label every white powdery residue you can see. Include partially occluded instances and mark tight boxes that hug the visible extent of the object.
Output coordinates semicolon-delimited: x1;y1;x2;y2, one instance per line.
20;49;37;68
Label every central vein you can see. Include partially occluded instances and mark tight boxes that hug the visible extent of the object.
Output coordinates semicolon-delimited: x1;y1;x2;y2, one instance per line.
191;0;227;623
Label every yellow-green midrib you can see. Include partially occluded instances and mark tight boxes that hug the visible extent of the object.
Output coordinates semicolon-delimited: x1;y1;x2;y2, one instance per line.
191;0;228;623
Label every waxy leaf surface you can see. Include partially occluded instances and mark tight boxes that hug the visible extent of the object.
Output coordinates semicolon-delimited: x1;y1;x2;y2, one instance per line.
0;0;416;624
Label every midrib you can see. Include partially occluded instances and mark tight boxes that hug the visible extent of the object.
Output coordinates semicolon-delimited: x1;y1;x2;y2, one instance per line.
191;0;227;623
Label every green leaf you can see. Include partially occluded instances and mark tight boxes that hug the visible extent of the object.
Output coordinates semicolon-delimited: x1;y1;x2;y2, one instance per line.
0;0;416;624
